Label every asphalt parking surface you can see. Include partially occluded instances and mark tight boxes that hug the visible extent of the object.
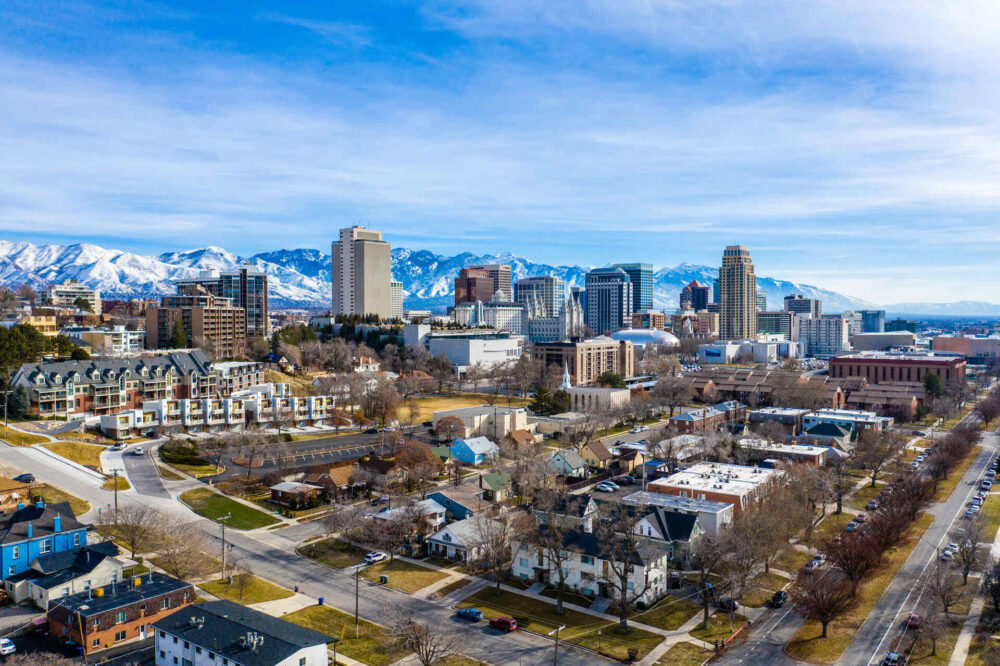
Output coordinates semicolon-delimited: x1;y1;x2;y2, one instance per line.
121;449;169;498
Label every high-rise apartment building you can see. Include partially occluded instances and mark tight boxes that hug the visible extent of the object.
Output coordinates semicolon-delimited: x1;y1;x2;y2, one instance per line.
801;316;849;358
719;246;756;340
840;311;863;335
784;294;822;318
146;285;246;359
585;268;633;335
679;280;711;311
613;263;653;313
886;318;918;333
176;267;269;339
514;276;564;318
390;280;404;319
860;310;886;333
756;311;800;341
454;268;494;306
331;226;392;319
468;264;513;301
43;279;101;313
756;288;767;313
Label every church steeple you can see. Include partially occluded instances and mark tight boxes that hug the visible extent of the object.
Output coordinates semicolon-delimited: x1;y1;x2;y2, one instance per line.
561;361;572;390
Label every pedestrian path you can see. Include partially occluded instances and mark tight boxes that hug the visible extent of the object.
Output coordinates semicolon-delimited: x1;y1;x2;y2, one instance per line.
249;592;317;616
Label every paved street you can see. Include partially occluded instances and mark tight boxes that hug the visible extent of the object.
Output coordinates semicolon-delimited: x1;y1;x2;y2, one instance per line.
120;448;170;497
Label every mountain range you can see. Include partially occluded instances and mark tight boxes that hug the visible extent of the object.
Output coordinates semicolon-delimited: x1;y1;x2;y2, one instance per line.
0;240;897;313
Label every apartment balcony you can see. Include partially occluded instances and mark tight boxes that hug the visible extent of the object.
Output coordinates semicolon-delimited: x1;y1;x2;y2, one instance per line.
162;417;180;426
185;416;204;425
139;419;160;427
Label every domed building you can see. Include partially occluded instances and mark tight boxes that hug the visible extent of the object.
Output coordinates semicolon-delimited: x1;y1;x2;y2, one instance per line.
609;328;679;350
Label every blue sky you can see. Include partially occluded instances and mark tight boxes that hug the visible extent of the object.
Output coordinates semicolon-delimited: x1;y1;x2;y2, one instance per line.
2;1;1000;304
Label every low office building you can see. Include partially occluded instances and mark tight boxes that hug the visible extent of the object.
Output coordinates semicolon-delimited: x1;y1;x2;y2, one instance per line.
738;439;830;466
431;405;531;441
747;407;811;435
154;600;333;666
64;326;146;355
697;339;800;364
632;311;667;330
532;337;635;386
403;325;524;375
48;572;194;655
802;408;893;437
647;462;781;516
849;331;918;352
932;335;1000;361
669;407;726;434
829;351;967;388
622;491;734;535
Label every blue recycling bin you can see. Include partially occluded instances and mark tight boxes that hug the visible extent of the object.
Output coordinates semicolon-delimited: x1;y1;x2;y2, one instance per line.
318;597;325;606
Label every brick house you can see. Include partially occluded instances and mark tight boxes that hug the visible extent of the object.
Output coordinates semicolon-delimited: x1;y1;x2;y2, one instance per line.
668;407;726;434
47;572;194;656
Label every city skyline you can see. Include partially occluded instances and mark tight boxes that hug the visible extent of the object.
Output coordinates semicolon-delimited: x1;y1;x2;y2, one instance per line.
3;2;1000;304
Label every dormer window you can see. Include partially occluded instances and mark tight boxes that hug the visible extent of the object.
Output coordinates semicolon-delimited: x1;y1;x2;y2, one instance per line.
36;376;44;385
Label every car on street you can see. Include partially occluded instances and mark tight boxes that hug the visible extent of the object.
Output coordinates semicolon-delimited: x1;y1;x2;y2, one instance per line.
109;443;125;451
364;551;388;565
489;617;518;632
981;480;993;490
813;553;826;564
882;650;907;665
717;597;739;612
909;462;919;470
766;590;788;608
915;455;925;463
987;470;996;478
0;637;14;656
12;474;34;484
906;613;921;629
845;521;858;532
365;428;378;434
630;425;648;433
370;496;390;506
456;607;483;621
131;446;144;455
854;513;867;523
595;482;617;493
615;475;636;485
947;541;959;551
867;500;879;510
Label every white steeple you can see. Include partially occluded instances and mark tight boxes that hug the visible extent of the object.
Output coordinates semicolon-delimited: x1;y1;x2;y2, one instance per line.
561;361;572;390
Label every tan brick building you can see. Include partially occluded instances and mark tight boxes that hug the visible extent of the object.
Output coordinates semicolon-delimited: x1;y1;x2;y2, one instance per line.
531;337;635;385
829;352;967;388
145;284;246;359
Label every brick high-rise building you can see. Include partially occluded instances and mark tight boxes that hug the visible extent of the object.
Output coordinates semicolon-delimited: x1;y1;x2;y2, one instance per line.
454;268;495;306
468;264;513;301
332;226;392;318
719;245;756;340
679;280;710;311
146;285;246;359
176;267;269;339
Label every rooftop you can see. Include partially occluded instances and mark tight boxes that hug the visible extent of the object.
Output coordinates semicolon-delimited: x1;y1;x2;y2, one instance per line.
622;490;731;513
750;407;810;417
832;351;964;362
650;462;780;498
52;572;192;616
738;439;829;456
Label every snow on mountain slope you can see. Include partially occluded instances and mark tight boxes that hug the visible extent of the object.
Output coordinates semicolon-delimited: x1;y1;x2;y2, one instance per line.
0;240;877;311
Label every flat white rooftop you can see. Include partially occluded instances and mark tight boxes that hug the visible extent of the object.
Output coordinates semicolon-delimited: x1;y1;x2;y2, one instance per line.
649;462;780;498
622;490;731;514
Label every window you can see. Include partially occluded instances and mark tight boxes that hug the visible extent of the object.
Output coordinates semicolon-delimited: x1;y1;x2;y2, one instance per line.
12;546;19;559
162;598;171;609
116;611;126;624
196;647;202;654
39;539;51;554
115;630;126;641
519;558;528;567
159;651;165;658
300;659;307;666
6;566;13;576
92;639;100;647
581;555;594;565
160;631;165;638
73;533;80;546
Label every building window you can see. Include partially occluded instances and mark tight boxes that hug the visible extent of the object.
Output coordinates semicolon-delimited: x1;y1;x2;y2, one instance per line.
160;650;165;658
92;639;100;648
11;546;19;559
300;659;307;666
195;647;202;654
581;555;594;565
6;566;13;576
73;533;80;546
116;611;127;624
115;630;126;641
39;540;51;554
162;598;171;609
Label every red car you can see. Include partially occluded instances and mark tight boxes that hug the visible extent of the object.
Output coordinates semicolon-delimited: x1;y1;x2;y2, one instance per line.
489;617;518;632
906;613;921;629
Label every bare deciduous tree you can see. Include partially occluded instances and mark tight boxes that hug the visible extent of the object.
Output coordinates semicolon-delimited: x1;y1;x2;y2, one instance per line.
650;375;693;418
855;430;906;488
386;601;462;666
99;504;166;559
690;531;732;630
530;488;580;615
471;510;530;597
928;562;961;619
156;525;214;581
791;570;855;638
954;518;985;586
595;505;662;632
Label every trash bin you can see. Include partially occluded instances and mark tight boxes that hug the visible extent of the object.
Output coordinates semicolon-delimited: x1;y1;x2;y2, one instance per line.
318;597;325;606
379;575;389;584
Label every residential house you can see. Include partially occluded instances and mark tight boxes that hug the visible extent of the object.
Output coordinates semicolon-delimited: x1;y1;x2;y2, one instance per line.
581;441;614;470
430;445;455;466
633;506;702;560
504;429;537;448
511;528;671;606
355;458;405;486
669;407;726;434
371;498;447;532
713;401;747;424
427;483;490;521
153;600;334;666
269;482;326;508
623;491;734;536
449;437;500;465
425;517;489;561
5;541;134;608
47;572;195;655
532;494;599;533
303;461;358;493
550;450;587;477
0;501;90;581
795;422;854;451
433;405;533;441
478;473;510;502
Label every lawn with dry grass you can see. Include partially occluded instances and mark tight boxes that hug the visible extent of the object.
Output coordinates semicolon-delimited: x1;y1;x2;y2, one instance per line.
656;641;713;665
42;441;105;470
199;575;294;605
284;605;409;666
633;594;701;631
401;393;530;421
785;512;935;664
931;447;980;502
32;484;90;517
360;559;449;594
0;427;48;446
298;538;369;569
102;476;131;491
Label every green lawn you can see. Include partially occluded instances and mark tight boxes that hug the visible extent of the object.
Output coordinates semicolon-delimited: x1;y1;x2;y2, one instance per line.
633;594;701;631
179;488;280;529
360;559;449;594
298;538;369;569
199;575;294;605
786;512;935;664
457;587;662;661
0;427;48;446
689;613;749;644
42;441;105;469
31;484;90;517
284;605;410;666
656;641;714;665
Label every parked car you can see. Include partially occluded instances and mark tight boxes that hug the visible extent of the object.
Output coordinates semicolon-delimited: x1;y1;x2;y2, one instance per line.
981;480;993;490
882;651;907;665
594;482;617;493
131;446;144;455
845;522;858;533
965;510;977;519
489;617;518;632
456;607;483;622
802;560;820;573
364;551;388;565
867;500;879;510
109;443;125;451
854;513;867;523
717;597;740;612
813;553;827;564
906;613;922;629
947;542;959;551
616;475;636;486
365;428;378;434
766;590;788;608
0;637;14;656
370;496;390;506
12;473;33;484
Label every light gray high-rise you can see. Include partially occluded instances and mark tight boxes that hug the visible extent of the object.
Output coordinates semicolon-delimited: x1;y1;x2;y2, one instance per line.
331;226;392;319
784;294;822;318
585;267;633;335
515;276;565;319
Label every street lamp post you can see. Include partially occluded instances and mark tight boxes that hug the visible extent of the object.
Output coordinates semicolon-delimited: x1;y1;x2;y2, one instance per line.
110;469;122;515
218;513;232;577
354;565;361;638
548;624;566;666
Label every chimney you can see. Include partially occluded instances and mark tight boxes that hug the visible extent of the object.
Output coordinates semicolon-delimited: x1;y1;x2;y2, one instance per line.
35;500;44;509
53;514;61;533
26;523;32;538
16;503;24;511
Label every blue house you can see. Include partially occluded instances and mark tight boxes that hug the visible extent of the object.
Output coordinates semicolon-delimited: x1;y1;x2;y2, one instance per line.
0;501;90;581
449;437;499;465
427;483;488;521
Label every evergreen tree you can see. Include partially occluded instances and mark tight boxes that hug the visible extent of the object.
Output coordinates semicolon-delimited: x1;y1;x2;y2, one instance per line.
530;386;553;414
923;372;945;398
168;317;188;349
70;347;90;360
7;387;29;420
552;389;571;414
597;371;626;389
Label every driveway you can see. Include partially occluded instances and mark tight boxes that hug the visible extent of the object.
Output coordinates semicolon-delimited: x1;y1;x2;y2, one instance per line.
121;449;169;498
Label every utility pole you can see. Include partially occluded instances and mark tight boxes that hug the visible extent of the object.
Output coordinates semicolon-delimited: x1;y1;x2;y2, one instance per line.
548;625;565;666
218;513;232;577
111;469;121;515
354;565;361;638
1;388;12;439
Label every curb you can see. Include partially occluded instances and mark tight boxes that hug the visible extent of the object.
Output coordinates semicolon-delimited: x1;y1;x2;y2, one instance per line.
30;443;106;482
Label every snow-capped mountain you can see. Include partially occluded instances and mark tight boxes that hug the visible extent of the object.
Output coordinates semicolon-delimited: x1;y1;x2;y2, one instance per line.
0;240;878;311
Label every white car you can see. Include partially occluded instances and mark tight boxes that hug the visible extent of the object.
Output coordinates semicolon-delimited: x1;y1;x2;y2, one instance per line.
132;446;144;456
0;637;15;655
364;551;387;565
595;482;617;493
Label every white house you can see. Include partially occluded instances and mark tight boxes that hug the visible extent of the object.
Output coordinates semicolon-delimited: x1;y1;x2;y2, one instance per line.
425;518;489;561
371;498;447;532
